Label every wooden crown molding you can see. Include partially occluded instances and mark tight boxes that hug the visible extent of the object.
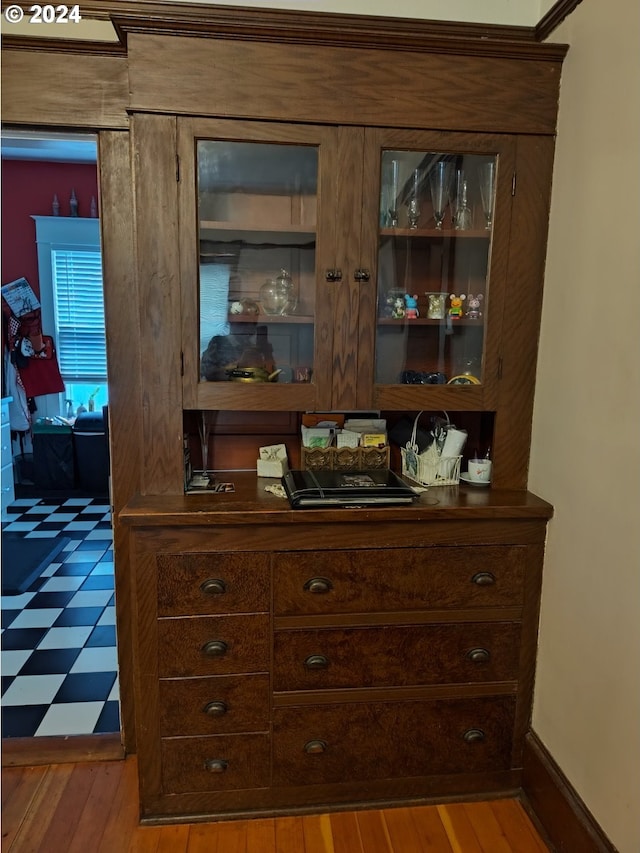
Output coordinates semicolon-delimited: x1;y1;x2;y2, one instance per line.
0;1;568;61
0;34;125;55
536;0;585;41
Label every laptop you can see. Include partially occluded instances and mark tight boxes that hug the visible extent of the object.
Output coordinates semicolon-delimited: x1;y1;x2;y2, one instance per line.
282;468;418;509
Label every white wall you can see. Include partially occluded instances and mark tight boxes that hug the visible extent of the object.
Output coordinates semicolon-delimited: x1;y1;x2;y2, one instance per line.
163;0;541;26
530;1;640;851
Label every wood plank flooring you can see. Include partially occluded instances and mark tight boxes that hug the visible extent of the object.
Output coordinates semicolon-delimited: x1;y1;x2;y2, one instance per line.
1;756;551;852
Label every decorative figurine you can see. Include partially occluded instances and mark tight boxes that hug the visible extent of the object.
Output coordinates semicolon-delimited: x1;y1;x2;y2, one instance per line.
392;296;406;319
466;293;484;319
426;292;446;319
449;293;466;319
404;293;419;318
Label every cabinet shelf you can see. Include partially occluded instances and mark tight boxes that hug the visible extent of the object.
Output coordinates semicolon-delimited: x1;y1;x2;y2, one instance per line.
200;221;316;248
380;227;490;239
377;317;483;326
229;313;314;324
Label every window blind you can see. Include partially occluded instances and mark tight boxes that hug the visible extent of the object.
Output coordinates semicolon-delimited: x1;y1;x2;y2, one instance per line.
52;248;106;382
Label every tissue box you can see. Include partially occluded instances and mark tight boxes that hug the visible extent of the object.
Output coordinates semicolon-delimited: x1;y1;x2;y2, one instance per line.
256;444;289;478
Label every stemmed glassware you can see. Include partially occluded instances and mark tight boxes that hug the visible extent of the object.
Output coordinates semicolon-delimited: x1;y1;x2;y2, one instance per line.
429;160;454;230
406;168;421;229
452;169;472;231
479;161;496;230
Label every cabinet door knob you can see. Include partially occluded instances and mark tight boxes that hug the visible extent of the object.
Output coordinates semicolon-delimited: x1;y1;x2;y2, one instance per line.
303;577;333;594
354;268;370;282
304;739;328;754
203;700;228;717
204;758;229;773
304;654;329;670
202;640;228;657
463;728;486;744
471;571;496;586
467;647;491;664
200;578;227;595
325;269;342;282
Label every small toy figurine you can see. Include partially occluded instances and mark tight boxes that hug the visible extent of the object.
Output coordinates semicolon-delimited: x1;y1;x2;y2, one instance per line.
404;293;419;319
380;293;395;318
465;293;484;319
449;293;466;319
392;297;406;319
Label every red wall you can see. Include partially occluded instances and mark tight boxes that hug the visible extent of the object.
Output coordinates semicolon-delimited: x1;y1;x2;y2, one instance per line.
1;160;99;298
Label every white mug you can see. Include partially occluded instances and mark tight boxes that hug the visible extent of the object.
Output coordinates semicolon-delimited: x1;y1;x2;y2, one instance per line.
467;458;492;482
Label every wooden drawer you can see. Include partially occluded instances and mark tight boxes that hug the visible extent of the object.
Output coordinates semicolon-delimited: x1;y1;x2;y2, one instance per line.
158;614;269;677
159;674;270;736
273;696;516;786
273;622;520;691
161;733;270;794
273;547;525;616
157;552;269;616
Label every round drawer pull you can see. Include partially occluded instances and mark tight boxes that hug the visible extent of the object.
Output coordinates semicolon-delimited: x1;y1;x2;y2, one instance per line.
203;700;228;717
463;728;486;744
304;739;328;754
202;640;228;657
304;654;329;670
204;758;229;773
471;571;496;586
200;578;227;595
467;647;491;664
303;577;333;595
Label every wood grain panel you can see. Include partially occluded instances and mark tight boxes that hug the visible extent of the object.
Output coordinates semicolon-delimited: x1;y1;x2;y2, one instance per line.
98;129;140;751
156;551;270;616
492;136;556;489
128;34;563;136
157;614;270;677
272;696;516;785
161;733;270;793
1;49;128;128
331;126;365;410
273;622;521;691
131;114;184;495
273;545;525;616
159;674;270;736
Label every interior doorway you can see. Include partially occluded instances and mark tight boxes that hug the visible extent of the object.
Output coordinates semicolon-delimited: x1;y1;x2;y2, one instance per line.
1;129;120;740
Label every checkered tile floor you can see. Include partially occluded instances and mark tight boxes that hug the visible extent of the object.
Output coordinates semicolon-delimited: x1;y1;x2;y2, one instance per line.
1;497;119;738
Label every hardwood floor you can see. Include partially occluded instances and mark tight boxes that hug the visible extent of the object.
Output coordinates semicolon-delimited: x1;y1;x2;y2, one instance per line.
1;756;551;852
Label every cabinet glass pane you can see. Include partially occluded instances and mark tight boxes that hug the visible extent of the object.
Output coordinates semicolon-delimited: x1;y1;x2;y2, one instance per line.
376;151;496;387
197;140;317;386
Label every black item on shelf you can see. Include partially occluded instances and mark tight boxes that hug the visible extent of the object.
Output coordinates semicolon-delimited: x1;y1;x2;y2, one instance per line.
73;410;109;494
32;420;74;490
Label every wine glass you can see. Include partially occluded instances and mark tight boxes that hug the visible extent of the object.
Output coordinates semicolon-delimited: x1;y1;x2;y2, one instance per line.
429;160;454;230
406;168;421;229
479;161;496;230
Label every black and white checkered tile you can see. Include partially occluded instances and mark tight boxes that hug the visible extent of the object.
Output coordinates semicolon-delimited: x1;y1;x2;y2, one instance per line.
1;497;119;738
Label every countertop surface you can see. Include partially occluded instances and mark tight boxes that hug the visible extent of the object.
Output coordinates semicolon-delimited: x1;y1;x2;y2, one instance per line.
121;472;553;527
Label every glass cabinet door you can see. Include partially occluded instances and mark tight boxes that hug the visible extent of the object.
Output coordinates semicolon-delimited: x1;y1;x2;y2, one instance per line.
198;140;316;379
363;133;513;410
179;120;335;410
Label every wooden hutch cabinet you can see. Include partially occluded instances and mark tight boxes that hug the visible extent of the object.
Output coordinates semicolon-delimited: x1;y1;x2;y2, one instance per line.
113;7;566;824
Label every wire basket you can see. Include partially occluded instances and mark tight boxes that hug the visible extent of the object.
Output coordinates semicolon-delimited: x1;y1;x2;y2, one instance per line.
400;412;461;486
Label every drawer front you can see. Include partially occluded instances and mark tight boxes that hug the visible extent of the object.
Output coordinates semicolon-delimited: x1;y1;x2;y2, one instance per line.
159;674;270;736
157;552;269;616
273;547;524;616
162;733;270;793
273;696;516;786
274;622;520;691
158;614;269;677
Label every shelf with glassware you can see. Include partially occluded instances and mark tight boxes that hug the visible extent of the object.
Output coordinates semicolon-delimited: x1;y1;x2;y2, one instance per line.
366;143;502;412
